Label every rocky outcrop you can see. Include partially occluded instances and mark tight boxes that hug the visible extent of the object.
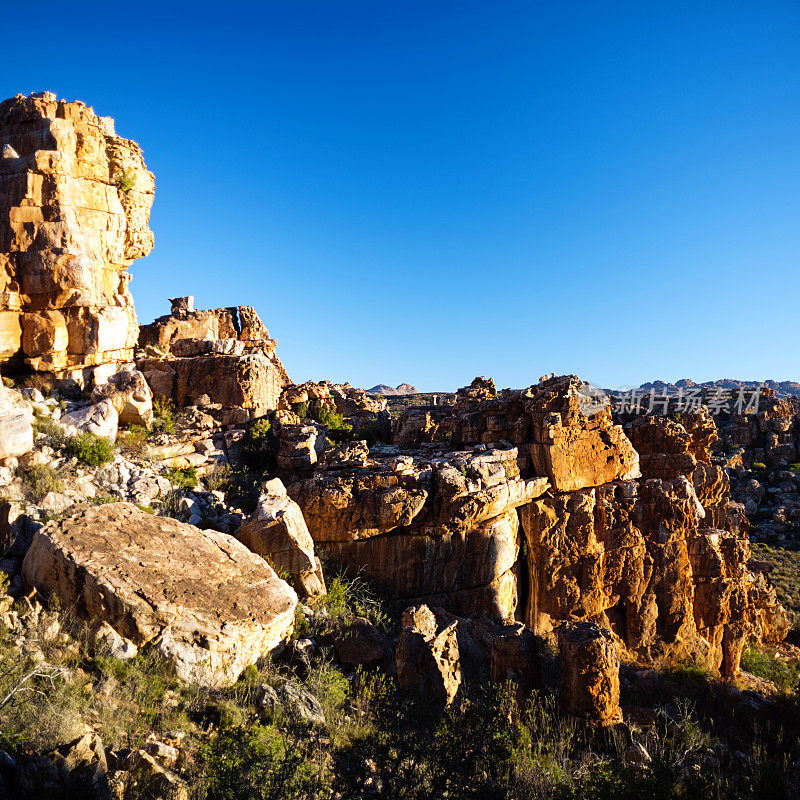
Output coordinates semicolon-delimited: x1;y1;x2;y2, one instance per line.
90;368;152;428
286;444;549;619
521;406;788;675
21;503;297;686
238;478;326;597
286;374;786;676
0;92;154;383
138;299;290;417
559;621;621;725
395;605;461;704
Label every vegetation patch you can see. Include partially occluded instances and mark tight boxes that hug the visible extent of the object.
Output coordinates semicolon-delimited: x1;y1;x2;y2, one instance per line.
66;432;115;466
741;644;800;691
19;463;64;503
165;463;197;490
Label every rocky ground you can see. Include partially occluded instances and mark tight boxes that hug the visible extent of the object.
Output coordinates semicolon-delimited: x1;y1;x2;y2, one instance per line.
2;91;800;800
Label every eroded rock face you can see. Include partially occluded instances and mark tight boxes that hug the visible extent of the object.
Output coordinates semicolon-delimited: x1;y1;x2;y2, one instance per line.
90;368;152;428
394;374;641;490
0;385;33;458
522;408;788;675
559;621;621;726
395;604;461;704
0;92;154;381
286;444;549;619
238;478;326;597
138;301;290;416
21;503;297;686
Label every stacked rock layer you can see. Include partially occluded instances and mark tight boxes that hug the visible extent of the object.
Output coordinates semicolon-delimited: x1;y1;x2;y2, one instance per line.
0;92;154;383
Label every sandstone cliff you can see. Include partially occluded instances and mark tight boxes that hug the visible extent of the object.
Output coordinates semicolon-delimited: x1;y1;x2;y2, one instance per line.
0;92;154;384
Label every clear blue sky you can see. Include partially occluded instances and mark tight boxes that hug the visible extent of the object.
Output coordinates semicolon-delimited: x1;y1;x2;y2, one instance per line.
3;1;798;391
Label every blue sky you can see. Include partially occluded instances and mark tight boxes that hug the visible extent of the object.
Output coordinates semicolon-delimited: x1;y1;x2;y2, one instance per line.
3;1;798;391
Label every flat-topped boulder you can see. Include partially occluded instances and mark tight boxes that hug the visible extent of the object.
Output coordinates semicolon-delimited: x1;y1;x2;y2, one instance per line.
21;503;297;686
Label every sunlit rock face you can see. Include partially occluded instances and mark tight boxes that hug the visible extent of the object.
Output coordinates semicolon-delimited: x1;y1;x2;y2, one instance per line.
0;91;154;382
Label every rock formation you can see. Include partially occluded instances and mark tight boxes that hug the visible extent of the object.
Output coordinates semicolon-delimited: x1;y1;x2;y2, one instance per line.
21;503;297;686
138;297;290;417
559;621;622;725
0;92;154;384
284;441;548;619
238;477;326;597
395;605;461;705
277;374;788;677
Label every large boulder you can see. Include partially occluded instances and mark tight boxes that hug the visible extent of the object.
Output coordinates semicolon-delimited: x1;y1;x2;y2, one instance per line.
21;503;297;686
60;398;119;441
238;478;325;597
395;604;461;705
90;368;153;428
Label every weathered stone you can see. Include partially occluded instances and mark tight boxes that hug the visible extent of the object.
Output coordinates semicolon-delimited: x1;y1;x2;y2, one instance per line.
90;368;153;428
60;398;118;440
0;92;154;378
21;503;297;686
559;621;621;725
331;616;387;668
238;478;325;597
395;605;461;704
0;386;33;459
287;445;548;619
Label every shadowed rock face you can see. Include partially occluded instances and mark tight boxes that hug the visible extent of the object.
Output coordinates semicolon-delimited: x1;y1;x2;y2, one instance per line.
21;503;297;687
0;92;154;382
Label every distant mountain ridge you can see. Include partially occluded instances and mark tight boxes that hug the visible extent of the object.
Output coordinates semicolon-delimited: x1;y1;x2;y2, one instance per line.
366;383;418;396
635;378;800;398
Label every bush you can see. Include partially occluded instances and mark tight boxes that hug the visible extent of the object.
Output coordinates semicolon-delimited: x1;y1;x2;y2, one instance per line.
241;418;278;473
33;415;68;449
20;464;64;503
115;168;136;193
66;432;115;466
165;464;197;490
292;401;308;419
151;396;177;435
195;722;327;800
313;407;354;445
117;425;149;458
741;644;800;691
753;462;767;471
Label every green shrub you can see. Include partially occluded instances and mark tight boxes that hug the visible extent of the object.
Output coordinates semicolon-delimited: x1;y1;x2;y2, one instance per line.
91;491;116;505
165;463;197;490
117;424;149;458
241;418;278;473
66;432;115;466
433;427;453;444
292;401;308;419
661;660;711;683
313;407;354;445
115;168;136;193
753;462;767;471
20;464;64;503
33;415;68;448
204;462;233;492
741;644;800;691
151;396;177;435
196;722;327;800
789;462;800;474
